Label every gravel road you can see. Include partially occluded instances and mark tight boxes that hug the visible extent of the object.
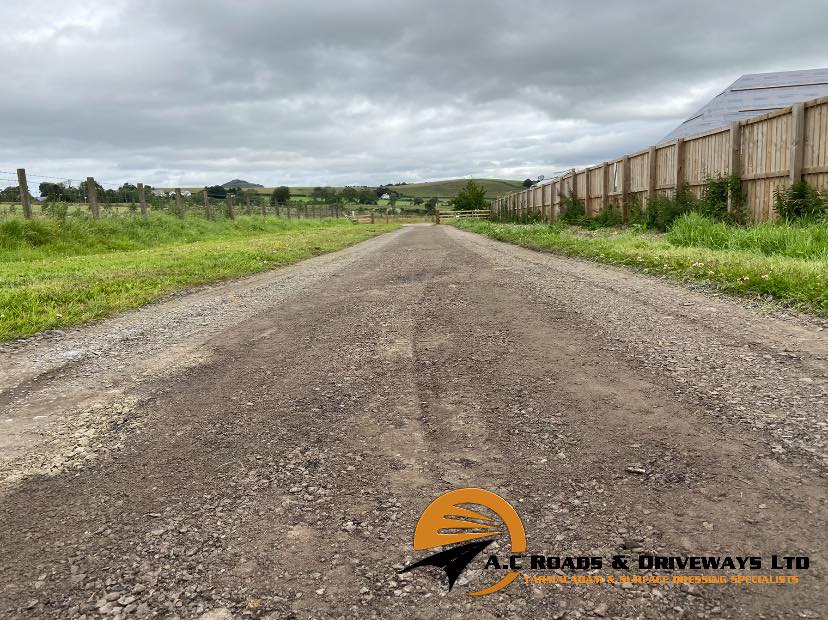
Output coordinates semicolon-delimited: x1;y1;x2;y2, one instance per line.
1;224;826;619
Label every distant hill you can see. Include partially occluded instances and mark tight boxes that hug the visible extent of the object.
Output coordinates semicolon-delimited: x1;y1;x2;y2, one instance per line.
388;178;523;199
222;179;264;189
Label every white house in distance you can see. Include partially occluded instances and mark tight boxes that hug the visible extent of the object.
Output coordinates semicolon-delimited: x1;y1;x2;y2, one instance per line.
661;67;828;142
380;192;391;200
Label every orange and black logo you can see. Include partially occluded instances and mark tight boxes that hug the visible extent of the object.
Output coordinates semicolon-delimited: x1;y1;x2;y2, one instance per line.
399;487;526;596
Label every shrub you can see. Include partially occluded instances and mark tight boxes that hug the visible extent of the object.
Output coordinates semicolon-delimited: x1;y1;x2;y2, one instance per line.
591;203;623;228
646;189;697;231
698;175;747;224
773;181;827;221
560;194;587;225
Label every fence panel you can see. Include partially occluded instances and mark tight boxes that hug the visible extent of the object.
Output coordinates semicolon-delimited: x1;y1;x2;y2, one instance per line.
655;144;676;197
741;109;792;221
684;128;731;198
804;97;828;192
607;159;621;202
629;151;649;205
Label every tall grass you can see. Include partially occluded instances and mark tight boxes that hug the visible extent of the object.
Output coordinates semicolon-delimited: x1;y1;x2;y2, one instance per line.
0;214;347;262
667;213;828;260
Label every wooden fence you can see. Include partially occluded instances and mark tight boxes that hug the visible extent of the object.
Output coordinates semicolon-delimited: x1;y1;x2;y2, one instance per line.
493;95;828;223
434;209;490;223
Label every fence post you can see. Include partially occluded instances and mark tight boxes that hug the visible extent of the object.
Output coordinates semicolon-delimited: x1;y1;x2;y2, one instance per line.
435;209;440;224
16;168;32;219
370;210;375;224
674;138;685;195
551;181;558;221
790;103;806;184
175;188;184;219
601;162;609;215
87;176;99;218
728;122;742;213
621;156;631;224
647;146;657;207
226;194;235;220
203;190;212;220
137;182;148;216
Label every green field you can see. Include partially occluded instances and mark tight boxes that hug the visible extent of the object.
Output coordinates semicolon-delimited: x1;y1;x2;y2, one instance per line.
452;217;828;316
0;215;397;341
387;179;523;199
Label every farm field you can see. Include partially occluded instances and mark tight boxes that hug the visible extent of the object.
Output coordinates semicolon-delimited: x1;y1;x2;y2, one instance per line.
387;178;523;199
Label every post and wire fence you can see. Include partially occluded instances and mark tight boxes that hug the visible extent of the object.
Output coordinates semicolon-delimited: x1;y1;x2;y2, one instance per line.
0;168;417;223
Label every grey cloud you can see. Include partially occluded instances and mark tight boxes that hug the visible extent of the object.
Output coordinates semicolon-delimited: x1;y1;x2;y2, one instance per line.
2;0;827;187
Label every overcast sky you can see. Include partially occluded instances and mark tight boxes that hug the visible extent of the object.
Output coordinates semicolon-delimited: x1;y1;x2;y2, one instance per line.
2;0;828;189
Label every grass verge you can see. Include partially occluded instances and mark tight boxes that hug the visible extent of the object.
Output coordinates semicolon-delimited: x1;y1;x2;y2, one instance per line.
0;215;398;341
452;219;828;316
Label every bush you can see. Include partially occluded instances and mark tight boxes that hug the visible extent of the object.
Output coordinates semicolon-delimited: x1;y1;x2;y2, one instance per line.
591;203;623;228
646;190;697;231
698;175;747;224
560;194;587;225
774;181;827;221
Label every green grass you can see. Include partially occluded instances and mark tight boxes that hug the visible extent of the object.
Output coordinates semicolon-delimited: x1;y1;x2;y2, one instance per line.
452;219;828;315
667;213;828;260
0;214;397;341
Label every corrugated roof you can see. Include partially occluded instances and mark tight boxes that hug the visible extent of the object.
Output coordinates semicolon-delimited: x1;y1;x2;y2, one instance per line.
661;68;828;142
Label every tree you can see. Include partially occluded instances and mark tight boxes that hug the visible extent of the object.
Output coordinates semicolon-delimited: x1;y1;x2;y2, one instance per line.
0;186;21;201
453;180;487;211
340;186;359;204
522;178;534;188
271;186;291;205
425;197;438;214
205;185;227;199
413;197;424;206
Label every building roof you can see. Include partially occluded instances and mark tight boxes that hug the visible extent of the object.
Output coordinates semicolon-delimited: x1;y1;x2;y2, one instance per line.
661;68;828;142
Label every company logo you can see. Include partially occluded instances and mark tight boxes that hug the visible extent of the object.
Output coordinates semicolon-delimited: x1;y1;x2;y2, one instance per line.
399;487;526;596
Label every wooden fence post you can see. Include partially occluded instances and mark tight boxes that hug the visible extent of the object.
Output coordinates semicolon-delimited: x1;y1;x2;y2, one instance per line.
137;182;148;216
647;146;657;208
370;210;375;224
16;168;32;219
601;162;609;214
226;193;235;220
175;188;184;219
621;156;631;224
728;122;742;213
790;103;806;184
674;138;685;195
435;209;440;224
551;181;557;221
87;176;99;218
203;190;212;220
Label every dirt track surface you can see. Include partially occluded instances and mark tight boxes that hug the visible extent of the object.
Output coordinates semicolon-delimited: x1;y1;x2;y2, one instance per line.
1;224;826;619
